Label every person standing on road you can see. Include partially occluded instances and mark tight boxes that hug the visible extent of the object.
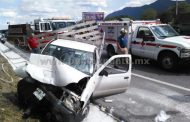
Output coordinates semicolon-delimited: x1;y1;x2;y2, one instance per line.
117;28;128;54
27;33;40;53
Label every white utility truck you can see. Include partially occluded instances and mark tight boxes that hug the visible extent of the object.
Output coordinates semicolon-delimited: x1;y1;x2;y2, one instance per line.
99;20;190;70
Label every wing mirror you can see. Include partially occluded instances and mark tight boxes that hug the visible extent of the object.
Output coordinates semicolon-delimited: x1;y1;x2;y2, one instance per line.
99;70;108;77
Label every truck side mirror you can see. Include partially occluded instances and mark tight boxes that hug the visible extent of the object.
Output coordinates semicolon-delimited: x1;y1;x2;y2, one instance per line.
99;69;108;77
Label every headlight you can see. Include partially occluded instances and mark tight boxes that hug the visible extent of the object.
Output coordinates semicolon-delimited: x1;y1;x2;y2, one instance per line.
181;49;190;53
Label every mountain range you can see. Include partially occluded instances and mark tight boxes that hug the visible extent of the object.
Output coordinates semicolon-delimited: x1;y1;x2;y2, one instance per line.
106;0;190;19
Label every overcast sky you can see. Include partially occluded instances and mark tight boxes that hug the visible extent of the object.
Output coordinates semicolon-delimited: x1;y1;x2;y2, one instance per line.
0;0;156;29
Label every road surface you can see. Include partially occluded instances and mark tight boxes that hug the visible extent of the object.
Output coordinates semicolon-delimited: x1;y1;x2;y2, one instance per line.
95;55;190;122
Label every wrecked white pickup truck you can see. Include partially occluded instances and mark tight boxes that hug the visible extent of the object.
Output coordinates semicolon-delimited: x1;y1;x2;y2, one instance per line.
0;37;131;122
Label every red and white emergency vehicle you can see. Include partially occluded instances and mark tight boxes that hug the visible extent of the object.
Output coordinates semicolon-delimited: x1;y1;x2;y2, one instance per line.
34;17;76;33
7;17;76;48
99;20;190;70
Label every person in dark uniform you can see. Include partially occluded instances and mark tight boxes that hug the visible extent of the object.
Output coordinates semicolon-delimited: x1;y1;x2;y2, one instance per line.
117;28;128;54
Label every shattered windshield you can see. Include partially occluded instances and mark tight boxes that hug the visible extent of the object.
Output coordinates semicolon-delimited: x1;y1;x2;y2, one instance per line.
151;25;179;39
42;44;94;75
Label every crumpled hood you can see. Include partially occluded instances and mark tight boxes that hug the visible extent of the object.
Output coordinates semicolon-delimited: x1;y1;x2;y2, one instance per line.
163;36;190;49
26;54;88;86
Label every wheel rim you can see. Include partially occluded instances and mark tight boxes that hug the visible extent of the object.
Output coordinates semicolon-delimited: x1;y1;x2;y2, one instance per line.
162;56;174;69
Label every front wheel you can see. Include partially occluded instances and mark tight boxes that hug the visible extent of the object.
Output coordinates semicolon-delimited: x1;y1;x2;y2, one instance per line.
159;53;178;70
17;77;37;108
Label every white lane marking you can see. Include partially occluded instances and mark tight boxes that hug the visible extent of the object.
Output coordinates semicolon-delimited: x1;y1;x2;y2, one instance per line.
132;73;190;92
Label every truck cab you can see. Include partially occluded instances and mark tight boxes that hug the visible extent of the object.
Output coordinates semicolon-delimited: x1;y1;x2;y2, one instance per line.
34;18;76;33
131;24;190;70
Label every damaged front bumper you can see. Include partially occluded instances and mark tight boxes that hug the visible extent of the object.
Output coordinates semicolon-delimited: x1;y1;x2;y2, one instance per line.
34;86;88;122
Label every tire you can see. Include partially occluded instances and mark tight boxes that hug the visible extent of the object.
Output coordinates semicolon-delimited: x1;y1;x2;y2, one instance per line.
107;45;115;57
76;102;90;122
159;53;178;70
17;77;36;108
81;104;90;118
17;78;27;107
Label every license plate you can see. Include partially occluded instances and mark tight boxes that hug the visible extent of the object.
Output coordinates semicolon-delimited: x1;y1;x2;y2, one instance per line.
33;88;46;101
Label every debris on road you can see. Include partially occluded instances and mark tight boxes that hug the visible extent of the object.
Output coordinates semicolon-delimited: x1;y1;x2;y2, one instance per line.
104;99;113;103
129;98;137;104
155;110;171;122
83;104;117;122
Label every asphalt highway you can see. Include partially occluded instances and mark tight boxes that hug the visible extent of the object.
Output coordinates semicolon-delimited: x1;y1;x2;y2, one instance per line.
95;55;190;122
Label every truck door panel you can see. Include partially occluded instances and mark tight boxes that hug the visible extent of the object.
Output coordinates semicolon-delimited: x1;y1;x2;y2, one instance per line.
141;27;157;59
80;55;131;107
94;55;131;96
131;27;144;56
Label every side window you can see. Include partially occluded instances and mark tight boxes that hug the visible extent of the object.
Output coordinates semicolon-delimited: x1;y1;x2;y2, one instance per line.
42;45;56;56
137;27;153;38
40;22;51;31
106;26;115;39
104;57;129;75
66;22;75;27
52;23;57;30
35;23;39;31
58;22;66;29
107;27;114;34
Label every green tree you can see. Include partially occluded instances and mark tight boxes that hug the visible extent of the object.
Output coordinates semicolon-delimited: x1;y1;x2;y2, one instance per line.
169;2;190;15
158;11;173;23
141;8;157;20
159;2;190;24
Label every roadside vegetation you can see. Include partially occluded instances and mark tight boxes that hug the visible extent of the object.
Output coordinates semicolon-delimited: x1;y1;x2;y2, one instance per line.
141;2;190;34
0;56;38;122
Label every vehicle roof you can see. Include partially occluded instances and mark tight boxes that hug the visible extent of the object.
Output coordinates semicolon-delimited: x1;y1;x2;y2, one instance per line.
49;20;76;22
99;21;130;26
34;19;76;23
50;39;96;52
139;24;167;27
